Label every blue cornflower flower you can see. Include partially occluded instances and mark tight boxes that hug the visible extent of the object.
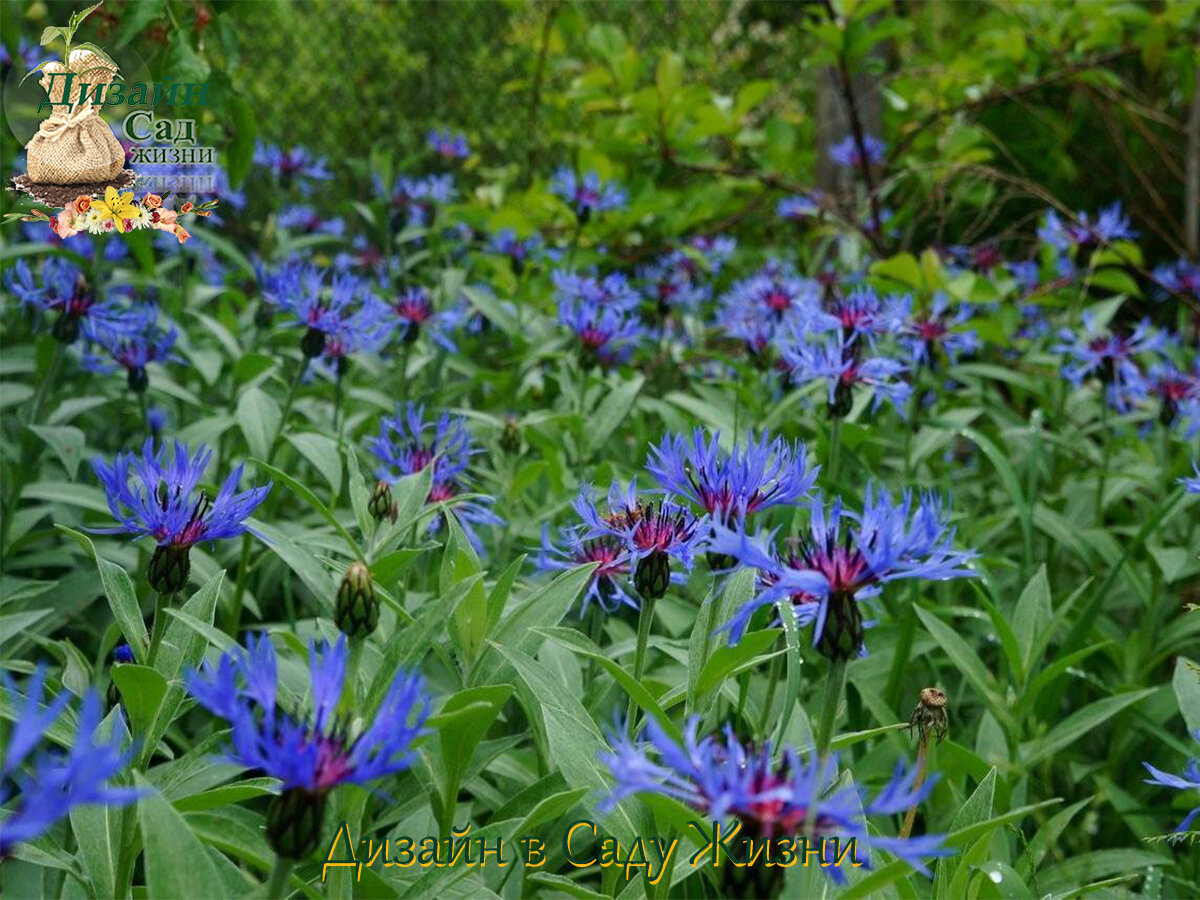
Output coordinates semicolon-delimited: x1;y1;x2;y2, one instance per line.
1;37;42;71
830;134;886;168
899;293;979;369
92;439;271;593
276;204;346;237
1142;730;1200;834
253;143;332;182
1038;202;1136;251
637;255;709;313
683;234;737;274
552;269;642;313
1054;314;1164;412
601;717;949;882
368;403;501;551
1181;463;1200;494
388;285;460;352
1;668;142;857
187;634;430;858
317;296;393;375
647;429;817;523
536;525;635;614
1139;361;1199;435
427;129;470;160
265;263;379;359
811;286;904;342
781;328;911;418
1007;261;1042;297
558;296;646;369
708;487;977;656
719;266;821;337
113;643;135;664
81;305;179;393
7;258;135;344
1152;259;1200;301
550;168;627;221
574;478;706;600
489;229;543;272
777;192;824;220
382;174;457;228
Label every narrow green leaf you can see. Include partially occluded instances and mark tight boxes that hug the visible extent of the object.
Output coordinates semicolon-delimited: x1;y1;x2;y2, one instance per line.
136;773;229;899
56;525;149;663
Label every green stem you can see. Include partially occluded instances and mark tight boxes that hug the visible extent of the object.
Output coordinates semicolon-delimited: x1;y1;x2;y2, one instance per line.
758;649;783;737
828;416;843;486
265;856;294;900
1095;397;1110;524
565;217;585;270
267;357;310;462
146;591;173;668
27;342;65;426
627;595;657;727
814;658;848;760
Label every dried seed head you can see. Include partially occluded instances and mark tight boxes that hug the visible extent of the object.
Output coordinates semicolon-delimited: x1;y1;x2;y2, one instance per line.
909;687;949;744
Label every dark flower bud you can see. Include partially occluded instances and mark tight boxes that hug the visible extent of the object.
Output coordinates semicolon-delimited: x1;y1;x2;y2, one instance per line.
148;543;191;594
634;550;671;602
253;302;274;329
335;356;350;378
336;561;379;639
127;365;149;394
499;416;521;454
368;480;398;524
815;591;864;662
301;326;327;358
828;378;854;419
51;312;81;345
107;643;134;708
908;686;949;744
577;206;592;226
266;787;328;860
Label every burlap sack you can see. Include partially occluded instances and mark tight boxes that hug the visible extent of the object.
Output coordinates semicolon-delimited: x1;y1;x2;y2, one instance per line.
25;50;125;185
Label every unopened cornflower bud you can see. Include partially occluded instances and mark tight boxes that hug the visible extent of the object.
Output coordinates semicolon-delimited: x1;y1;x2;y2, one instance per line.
335;561;379;639
147;543;191;595
266;787;328;860
127;365;149;394
368;480;397;524
51;312;82;345
908;687;949;744
634;549;671;602
499;416;521;454
107;643;135;707
815;590;864;662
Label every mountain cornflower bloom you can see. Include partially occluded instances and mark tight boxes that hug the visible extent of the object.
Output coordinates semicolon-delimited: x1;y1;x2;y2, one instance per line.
187;634;430;858
1152;259;1200;300
1007;261;1042;297
708;486;977;657
574;478;706;600
813;286;903;342
899;293;979;369
276;204;346;237
719;267;821;341
1142;730;1200;834
489;228;542;273
427;129;470;159
536;525;635;614
1055;314;1164;411
684;234;737;274
81;306;179;393
647;429;817;526
265;263;375;359
253;142;332;183
638;255;709;314
7;257;133;344
369;403;501;551
558;296;645;369
92;439;271;594
382;174;457;227
1181;463;1200;494
1;668;142;857
389;285;459;351
777;192;824;220
552;270;641;313
317;296;393;376
1139;361;1200;433
782;329;911;418
601;718;949;885
830;134;886;168
1038;202;1136;251
550;168;627;221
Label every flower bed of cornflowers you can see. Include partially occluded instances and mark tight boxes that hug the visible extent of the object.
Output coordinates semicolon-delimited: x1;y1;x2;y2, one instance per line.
1;118;1198;900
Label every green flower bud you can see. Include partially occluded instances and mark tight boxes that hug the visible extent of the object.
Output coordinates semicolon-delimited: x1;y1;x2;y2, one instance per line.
335;561;378;639
368;480;397;524
301;326;327;358
815;591;864;662
266;787;328;860
147;543;191;595
634;550;671;602
499;417;521;454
